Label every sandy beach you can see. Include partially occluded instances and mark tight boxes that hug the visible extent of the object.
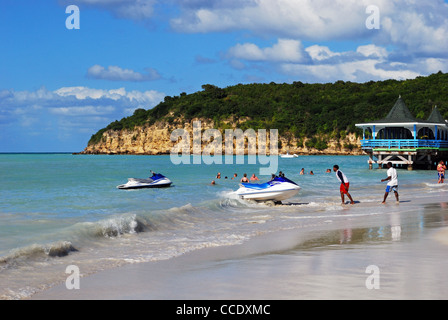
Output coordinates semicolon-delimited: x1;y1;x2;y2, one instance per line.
32;193;448;300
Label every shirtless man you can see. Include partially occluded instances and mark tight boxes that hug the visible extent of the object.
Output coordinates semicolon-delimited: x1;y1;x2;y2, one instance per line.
250;173;259;181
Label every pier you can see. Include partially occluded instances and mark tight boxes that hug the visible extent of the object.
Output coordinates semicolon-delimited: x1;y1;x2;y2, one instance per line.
356;96;448;170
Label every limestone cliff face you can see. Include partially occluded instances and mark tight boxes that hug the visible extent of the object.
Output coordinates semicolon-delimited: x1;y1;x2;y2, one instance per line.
82;120;186;155
282;133;364;155
82;119;215;155
80;119;363;155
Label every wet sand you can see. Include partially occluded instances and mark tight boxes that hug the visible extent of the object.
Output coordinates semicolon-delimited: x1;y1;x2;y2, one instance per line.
32;195;448;300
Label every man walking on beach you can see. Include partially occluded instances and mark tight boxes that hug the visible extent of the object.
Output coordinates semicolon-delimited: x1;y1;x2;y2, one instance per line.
333;165;355;205
381;162;399;204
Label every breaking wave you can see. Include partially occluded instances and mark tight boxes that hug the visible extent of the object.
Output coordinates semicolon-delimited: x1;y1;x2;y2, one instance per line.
0;202;225;269
0;241;77;270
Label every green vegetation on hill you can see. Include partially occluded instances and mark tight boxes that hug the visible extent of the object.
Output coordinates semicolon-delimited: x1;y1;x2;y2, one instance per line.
88;72;448;146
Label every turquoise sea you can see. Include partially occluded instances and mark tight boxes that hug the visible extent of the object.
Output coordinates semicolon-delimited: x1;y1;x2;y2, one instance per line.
1;153;448;299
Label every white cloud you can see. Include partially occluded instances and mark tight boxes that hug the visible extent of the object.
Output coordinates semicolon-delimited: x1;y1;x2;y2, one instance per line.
53;86;165;107
281;59;422;83
56;0;448;84
226;39;448;83
299;44;448;82
356;44;388;59
0;86;166;151
228;39;308;63
55;86;119;100
379;2;448;55
87;65;161;82
171;0;371;39
64;0;448;58
124;89;165;105
305;45;340;62
49;106;116;116
421;58;448;74
171;0;448;57
13;87;56;102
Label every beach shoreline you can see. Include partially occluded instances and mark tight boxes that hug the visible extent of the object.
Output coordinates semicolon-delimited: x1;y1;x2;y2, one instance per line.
31;192;448;300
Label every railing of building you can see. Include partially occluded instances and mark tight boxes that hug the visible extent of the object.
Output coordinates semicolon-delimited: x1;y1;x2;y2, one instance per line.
361;139;448;149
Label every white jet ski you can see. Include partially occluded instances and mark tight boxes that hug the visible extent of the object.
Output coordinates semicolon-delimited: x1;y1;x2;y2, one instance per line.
117;173;172;189
235;176;301;202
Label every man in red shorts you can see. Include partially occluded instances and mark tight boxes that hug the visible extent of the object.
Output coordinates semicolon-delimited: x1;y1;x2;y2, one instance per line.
333;165;355;205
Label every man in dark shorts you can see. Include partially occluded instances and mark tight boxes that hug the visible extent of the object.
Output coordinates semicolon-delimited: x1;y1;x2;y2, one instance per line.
333;165;355;205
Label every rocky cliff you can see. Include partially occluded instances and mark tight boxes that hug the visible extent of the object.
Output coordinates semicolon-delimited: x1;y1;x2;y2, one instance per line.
80;118;363;155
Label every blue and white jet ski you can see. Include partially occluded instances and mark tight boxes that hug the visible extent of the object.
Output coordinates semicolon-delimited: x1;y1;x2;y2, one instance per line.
235;176;301;202
117;173;172;189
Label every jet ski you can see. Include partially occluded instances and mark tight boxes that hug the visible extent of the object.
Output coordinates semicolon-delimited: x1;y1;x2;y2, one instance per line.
117;173;172;189
235;176;301;202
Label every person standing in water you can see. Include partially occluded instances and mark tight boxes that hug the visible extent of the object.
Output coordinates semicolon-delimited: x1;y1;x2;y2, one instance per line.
381;162;399;204
437;160;446;184
240;173;250;183
333;165;355;205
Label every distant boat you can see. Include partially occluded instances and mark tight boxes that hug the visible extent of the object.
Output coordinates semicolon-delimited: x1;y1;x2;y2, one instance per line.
280;152;298;158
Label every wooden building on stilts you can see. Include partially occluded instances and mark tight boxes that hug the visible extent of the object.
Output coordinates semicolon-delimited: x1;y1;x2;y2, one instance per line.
356;96;448;170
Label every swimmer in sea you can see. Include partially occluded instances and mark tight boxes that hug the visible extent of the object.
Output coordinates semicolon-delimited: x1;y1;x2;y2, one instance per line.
241;173;250;183
250;173;259;181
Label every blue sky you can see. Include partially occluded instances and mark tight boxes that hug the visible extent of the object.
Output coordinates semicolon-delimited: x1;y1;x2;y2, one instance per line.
1;0;448;152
